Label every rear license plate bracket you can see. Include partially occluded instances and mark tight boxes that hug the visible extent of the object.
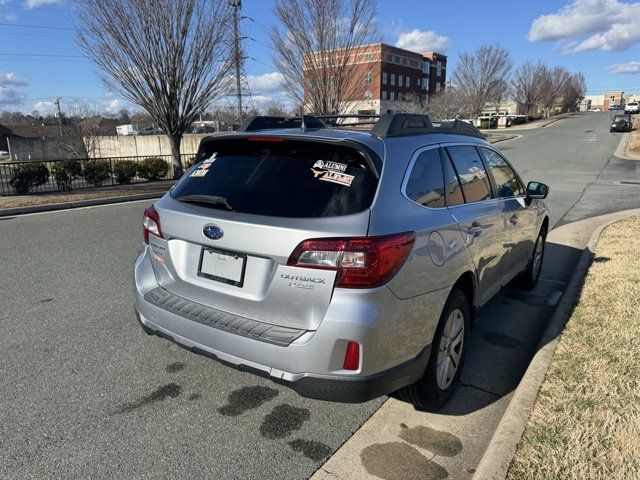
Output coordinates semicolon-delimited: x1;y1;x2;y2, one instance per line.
197;247;247;288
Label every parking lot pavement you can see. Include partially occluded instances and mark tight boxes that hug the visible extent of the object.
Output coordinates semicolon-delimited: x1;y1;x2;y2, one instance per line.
1;112;639;480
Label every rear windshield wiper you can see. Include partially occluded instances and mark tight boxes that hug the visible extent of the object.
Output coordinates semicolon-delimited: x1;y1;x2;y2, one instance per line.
174;194;235;211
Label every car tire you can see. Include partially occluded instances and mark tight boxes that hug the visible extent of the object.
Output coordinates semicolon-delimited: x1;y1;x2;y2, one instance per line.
517;227;546;290
397;288;470;410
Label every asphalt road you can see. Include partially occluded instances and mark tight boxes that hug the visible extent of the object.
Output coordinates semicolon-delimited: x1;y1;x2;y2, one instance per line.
1;112;638;480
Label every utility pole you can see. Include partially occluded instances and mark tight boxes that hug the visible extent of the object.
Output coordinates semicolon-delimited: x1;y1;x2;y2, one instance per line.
54;97;63;137
230;0;242;125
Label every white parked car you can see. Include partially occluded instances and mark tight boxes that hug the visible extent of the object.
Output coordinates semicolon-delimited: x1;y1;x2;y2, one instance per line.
625;102;639;114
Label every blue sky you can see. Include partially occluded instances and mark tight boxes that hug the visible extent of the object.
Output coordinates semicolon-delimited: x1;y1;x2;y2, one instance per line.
2;0;640;115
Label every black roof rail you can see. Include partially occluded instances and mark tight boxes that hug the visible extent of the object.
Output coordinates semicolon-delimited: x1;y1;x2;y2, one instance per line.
431;119;486;139
237;115;325;132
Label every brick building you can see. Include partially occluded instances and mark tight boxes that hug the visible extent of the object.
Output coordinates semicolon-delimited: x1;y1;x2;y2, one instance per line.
603;91;624;110
304;43;447;115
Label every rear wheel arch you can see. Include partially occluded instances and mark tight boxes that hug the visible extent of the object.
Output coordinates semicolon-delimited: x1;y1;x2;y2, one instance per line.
452;271;477;321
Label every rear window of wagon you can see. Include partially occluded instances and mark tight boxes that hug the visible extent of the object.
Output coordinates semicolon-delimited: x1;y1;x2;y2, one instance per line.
171;137;379;218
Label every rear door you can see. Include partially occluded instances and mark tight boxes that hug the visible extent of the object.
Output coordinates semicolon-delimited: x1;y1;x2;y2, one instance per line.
443;144;511;305
149;136;380;331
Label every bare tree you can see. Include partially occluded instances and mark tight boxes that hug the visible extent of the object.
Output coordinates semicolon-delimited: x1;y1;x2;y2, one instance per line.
425;88;468;120
561;72;586;112
264;99;288;117
452;45;512;119
538;66;571;117
270;0;377;115
60;102;106;159
512;62;545;118
76;0;232;176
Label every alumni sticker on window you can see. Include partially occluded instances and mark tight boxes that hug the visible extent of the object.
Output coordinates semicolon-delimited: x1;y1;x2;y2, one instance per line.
310;159;354;186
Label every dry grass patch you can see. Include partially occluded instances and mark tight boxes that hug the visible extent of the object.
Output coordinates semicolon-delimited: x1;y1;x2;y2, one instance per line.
508;216;640;480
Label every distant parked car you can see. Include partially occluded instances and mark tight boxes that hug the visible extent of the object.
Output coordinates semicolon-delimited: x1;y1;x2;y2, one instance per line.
137;126;158;135
609;104;624;111
0;150;9;157
625;102;639;114
610;114;633;132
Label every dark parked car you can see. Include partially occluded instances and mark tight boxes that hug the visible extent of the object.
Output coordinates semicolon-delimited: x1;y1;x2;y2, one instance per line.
608;104;624;111
610;114;633;132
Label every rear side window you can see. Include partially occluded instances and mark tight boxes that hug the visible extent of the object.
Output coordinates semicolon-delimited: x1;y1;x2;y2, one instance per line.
405;148;445;208
446;146;492;203
479;148;523;198
171;138;378;218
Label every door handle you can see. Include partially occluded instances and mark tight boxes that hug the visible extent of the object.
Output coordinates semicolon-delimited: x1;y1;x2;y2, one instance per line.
510;214;519;225
467;222;483;236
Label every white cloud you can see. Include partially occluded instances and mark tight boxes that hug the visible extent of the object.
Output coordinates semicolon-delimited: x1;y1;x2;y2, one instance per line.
104;98;126;113
4;13;17;21
529;0;640;52
609;61;640;73
25;0;63;8
395;29;451;53
247;72;284;94
0;71;28;106
33;101;56;115
0;71;28;87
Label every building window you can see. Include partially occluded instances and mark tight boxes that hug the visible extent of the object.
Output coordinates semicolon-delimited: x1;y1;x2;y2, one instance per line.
436;82;441;93
390;91;395;101
610;95;616;104
396;56;401;64
387;54;393;62
391;73;396;86
422;77;428;90
406;76;410;87
364;72;372;85
398;74;403;87
364;52;373;62
382;90;387;100
364;90;372;100
437;61;442;76
382;72;387;85
402;57;407;66
422;61;429;74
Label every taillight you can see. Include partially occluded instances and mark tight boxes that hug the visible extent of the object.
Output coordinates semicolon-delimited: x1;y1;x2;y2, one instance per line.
143;205;163;244
287;232;416;288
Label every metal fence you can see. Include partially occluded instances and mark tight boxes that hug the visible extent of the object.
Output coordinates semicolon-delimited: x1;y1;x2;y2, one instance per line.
0;154;196;196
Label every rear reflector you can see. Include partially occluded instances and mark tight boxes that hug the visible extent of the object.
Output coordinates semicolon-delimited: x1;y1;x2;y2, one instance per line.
343;341;360;371
287;232;416;288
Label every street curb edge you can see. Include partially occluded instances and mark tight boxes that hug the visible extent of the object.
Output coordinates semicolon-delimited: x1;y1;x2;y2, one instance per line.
0;191;166;218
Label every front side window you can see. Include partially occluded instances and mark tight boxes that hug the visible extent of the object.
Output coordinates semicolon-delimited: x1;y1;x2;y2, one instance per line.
479;148;523;198
405;149;445;208
446;146;492;203
443;153;465;206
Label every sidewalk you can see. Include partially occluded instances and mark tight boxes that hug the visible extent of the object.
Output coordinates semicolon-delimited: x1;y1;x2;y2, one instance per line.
0;180;174;214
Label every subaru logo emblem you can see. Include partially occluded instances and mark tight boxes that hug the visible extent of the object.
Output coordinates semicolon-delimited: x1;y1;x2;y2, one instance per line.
203;225;223;240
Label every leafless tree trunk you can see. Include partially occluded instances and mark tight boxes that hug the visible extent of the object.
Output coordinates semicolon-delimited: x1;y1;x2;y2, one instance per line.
512;62;545;119
452;45;512;119
76;0;232;177
270;0;377;115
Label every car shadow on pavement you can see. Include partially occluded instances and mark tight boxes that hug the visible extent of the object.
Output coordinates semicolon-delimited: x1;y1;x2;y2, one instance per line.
393;239;586;416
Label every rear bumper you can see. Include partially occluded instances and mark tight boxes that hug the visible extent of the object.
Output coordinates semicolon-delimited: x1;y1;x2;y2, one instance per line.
136;310;429;402
134;248;437;402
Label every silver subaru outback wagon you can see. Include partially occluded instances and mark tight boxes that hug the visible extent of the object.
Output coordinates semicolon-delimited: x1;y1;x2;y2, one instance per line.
134;114;549;409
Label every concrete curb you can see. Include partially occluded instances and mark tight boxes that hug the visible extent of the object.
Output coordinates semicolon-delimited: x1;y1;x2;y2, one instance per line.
0;191;165;218
473;211;639;480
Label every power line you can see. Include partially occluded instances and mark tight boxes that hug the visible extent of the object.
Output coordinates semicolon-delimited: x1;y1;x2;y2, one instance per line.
0;31;73;38
0;22;74;30
0;52;83;58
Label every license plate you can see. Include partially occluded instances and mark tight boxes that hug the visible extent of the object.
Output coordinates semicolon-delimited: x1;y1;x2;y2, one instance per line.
198;247;246;287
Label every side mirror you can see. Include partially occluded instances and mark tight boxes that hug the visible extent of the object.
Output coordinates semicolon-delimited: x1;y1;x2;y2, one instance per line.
526;181;549;200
